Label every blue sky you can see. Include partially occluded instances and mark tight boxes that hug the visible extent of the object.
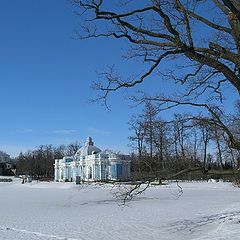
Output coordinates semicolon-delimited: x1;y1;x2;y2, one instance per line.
0;0;140;156
0;1;238;157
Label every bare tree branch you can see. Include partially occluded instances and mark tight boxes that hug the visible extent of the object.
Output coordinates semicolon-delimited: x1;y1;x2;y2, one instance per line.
72;0;240;149
187;10;231;33
222;0;240;22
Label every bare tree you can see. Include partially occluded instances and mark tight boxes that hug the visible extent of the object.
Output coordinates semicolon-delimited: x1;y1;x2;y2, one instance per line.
72;0;240;149
153;118;170;169
173;114;189;158
199;123;211;170
65;141;81;156
192;128;199;163
128;115;145;161
212;125;225;168
142;101;158;158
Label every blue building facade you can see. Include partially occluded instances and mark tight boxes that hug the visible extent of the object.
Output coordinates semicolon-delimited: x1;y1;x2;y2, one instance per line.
54;137;131;182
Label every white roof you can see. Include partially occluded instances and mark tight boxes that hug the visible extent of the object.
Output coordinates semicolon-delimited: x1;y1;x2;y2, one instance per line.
75;137;101;157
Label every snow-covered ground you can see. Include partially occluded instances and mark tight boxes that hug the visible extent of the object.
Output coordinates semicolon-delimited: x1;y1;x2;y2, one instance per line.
0;178;240;240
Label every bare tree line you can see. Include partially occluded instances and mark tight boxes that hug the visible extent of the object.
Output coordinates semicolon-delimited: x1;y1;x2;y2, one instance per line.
16;142;81;179
129;101;240;182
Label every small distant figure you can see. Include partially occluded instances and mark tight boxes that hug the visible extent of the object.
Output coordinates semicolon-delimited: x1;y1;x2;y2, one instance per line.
21;175;26;184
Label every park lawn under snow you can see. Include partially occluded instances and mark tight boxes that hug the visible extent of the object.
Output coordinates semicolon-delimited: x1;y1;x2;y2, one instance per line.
0;179;240;240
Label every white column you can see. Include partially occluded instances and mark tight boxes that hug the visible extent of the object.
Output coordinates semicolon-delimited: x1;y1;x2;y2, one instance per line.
92;164;95;180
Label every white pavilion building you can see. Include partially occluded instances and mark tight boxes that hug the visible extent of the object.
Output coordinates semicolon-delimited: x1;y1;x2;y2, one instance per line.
54;137;131;182
0;151;10;163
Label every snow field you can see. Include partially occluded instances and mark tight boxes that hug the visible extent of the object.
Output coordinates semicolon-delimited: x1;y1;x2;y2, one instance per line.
0;179;240;240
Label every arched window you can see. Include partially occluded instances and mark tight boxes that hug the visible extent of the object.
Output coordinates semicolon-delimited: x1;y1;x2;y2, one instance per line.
89;166;93;179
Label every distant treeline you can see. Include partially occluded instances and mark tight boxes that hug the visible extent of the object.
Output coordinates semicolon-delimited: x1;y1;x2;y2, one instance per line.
15;102;240;182
128;102;240;181
16;142;81;179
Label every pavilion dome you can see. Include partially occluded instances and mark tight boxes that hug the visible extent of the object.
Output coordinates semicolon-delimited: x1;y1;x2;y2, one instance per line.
74;137;101;157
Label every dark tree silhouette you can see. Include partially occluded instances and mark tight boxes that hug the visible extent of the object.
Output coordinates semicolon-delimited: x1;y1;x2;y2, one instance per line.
72;0;240;149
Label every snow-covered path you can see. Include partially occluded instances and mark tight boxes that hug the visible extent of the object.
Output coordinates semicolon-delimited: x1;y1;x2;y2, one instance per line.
0;179;240;240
